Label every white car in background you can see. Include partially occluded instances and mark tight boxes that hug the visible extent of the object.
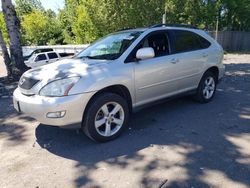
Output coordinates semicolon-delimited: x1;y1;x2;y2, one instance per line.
25;51;61;68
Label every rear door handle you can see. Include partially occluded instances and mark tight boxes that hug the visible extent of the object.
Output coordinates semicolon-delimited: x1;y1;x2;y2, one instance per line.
170;58;179;64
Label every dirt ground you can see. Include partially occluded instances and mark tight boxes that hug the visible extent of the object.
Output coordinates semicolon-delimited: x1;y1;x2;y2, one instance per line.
0;54;250;188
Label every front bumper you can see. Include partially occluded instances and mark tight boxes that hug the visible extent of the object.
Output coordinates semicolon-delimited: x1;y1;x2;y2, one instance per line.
13;88;95;126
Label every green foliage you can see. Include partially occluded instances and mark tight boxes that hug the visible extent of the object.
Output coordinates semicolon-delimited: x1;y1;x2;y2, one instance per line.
15;0;44;16
59;0;250;44
22;10;62;45
72;5;97;43
2;0;250;45
0;13;9;45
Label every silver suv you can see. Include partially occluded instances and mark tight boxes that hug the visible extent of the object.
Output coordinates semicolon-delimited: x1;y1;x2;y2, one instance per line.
13;24;225;142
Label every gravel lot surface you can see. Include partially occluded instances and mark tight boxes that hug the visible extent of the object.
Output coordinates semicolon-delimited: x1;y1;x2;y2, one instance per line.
0;54;250;188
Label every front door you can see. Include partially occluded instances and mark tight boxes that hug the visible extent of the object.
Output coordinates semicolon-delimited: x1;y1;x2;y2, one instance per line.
131;31;182;106
34;54;48;67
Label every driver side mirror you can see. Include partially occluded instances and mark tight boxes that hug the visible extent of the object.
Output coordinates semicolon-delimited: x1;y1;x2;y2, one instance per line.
136;47;155;60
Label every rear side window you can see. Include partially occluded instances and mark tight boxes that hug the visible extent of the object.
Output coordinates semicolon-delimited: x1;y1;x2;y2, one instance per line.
48;52;58;59
172;30;211;53
35;54;47;61
199;36;211;49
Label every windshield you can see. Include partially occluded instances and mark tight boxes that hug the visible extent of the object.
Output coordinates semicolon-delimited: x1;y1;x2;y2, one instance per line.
27;54;36;62
23;49;33;57
75;31;142;60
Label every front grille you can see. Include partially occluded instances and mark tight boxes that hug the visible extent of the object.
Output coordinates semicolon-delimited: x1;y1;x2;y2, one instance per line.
19;77;40;90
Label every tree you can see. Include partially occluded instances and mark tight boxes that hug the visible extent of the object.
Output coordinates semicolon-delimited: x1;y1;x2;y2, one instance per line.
22;10;63;45
15;0;44;16
0;29;11;76
0;0;249;49
58;0;81;44
0;12;9;45
72;5;97;44
1;0;25;71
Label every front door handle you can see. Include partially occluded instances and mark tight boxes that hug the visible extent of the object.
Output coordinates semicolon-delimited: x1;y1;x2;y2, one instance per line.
170;58;179;64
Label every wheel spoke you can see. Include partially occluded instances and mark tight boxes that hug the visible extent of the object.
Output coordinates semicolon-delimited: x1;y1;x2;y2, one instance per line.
101;104;109;116
205;79;209;86
206;90;209;98
209;85;215;91
208;78;213;85
95;118;106;128
110;104;121;115
113;118;123;126
105;123;111;136
203;89;207;95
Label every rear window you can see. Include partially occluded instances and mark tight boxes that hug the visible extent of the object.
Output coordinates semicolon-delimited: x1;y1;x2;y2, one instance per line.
48;52;58;59
172;30;211;53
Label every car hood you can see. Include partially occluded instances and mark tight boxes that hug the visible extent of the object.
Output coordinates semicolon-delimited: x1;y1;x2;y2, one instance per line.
23;58;110;81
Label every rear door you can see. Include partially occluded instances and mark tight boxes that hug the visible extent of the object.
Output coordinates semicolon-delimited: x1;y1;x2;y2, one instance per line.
169;29;211;91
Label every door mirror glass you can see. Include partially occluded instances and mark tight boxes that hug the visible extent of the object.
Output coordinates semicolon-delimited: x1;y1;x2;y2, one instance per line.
136;47;155;60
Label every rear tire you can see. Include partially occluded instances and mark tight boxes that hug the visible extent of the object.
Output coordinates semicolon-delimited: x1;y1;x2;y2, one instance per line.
82;93;129;142
194;71;217;103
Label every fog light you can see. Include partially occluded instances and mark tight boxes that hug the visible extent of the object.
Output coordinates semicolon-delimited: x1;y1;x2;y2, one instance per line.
46;111;66;118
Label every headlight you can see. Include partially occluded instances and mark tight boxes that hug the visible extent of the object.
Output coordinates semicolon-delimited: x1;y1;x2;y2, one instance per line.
39;77;80;97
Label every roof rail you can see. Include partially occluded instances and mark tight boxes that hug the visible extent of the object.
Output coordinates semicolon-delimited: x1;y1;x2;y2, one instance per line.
116;27;134;32
150;23;197;29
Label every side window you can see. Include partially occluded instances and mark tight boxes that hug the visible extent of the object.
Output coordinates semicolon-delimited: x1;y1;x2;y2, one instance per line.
125;31;170;63
199;36;211;49
35;54;47;61
172;30;211;53
143;32;169;57
48;52;58;59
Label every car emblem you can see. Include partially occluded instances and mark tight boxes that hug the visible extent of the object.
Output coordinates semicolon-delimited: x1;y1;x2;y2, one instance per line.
19;78;26;85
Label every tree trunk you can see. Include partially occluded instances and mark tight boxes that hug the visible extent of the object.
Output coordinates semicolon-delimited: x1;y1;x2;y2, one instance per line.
0;29;12;76
1;0;25;71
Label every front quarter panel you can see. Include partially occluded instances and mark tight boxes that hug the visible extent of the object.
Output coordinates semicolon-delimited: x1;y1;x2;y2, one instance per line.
69;61;135;103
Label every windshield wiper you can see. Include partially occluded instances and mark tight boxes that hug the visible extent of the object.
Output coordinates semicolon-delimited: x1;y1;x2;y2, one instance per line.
86;56;98;59
75;55;98;59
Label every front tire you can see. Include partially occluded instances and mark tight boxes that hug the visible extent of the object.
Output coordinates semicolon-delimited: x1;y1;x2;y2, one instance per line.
82;93;129;142
194;71;217;103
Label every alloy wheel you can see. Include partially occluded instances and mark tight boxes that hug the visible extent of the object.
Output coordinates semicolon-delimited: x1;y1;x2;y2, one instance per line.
203;76;215;99
94;102;125;137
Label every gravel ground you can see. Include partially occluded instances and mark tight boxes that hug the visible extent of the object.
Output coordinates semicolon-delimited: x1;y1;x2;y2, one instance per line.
0;54;250;188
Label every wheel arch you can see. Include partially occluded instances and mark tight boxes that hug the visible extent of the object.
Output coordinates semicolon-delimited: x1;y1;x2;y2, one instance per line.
205;66;219;82
82;84;133;125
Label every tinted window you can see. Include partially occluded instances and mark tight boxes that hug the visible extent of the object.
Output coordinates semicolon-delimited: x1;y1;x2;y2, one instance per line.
143;33;169;57
199;36;211;49
48;52;58;59
125;32;169;62
172;30;211;53
35;54;47;61
40;48;53;53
